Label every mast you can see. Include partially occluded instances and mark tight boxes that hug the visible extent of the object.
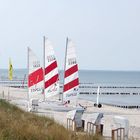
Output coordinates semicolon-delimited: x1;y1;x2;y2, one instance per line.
27;47;31;112
43;36;46;101
96;86;100;105
62;37;68;104
27;47;29;101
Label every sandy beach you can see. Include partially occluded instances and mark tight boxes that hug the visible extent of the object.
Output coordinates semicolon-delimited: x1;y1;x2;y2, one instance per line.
0;86;140;139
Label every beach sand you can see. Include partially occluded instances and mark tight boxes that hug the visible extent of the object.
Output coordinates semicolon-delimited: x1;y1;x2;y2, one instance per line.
0;86;140;139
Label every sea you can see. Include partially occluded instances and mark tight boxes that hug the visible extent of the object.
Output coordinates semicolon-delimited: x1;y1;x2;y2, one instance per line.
0;69;140;107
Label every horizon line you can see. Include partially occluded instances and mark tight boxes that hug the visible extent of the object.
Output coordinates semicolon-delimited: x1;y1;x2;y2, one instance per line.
0;68;140;72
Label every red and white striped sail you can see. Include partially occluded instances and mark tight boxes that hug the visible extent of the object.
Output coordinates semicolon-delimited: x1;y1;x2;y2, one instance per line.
28;47;43;100
44;38;59;98
63;38;79;102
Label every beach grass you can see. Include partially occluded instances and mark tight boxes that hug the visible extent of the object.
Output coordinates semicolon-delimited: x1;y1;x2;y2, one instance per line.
0;99;103;140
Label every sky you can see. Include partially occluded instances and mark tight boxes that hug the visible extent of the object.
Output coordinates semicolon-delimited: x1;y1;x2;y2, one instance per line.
0;0;140;70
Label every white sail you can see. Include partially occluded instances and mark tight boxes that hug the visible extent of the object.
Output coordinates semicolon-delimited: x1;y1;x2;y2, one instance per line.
63;38;79;102
44;37;59;98
28;47;43;101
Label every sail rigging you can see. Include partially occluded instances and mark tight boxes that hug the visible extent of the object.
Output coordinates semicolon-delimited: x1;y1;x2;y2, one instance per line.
28;47;43;101
63;38;79;102
44;37;59;98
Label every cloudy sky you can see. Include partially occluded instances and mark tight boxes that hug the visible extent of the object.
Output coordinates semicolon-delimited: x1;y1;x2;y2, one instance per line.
0;0;140;70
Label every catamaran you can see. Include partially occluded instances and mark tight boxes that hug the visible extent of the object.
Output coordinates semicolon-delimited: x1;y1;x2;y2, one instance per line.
63;38;79;105
43;37;59;100
27;47;44;110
